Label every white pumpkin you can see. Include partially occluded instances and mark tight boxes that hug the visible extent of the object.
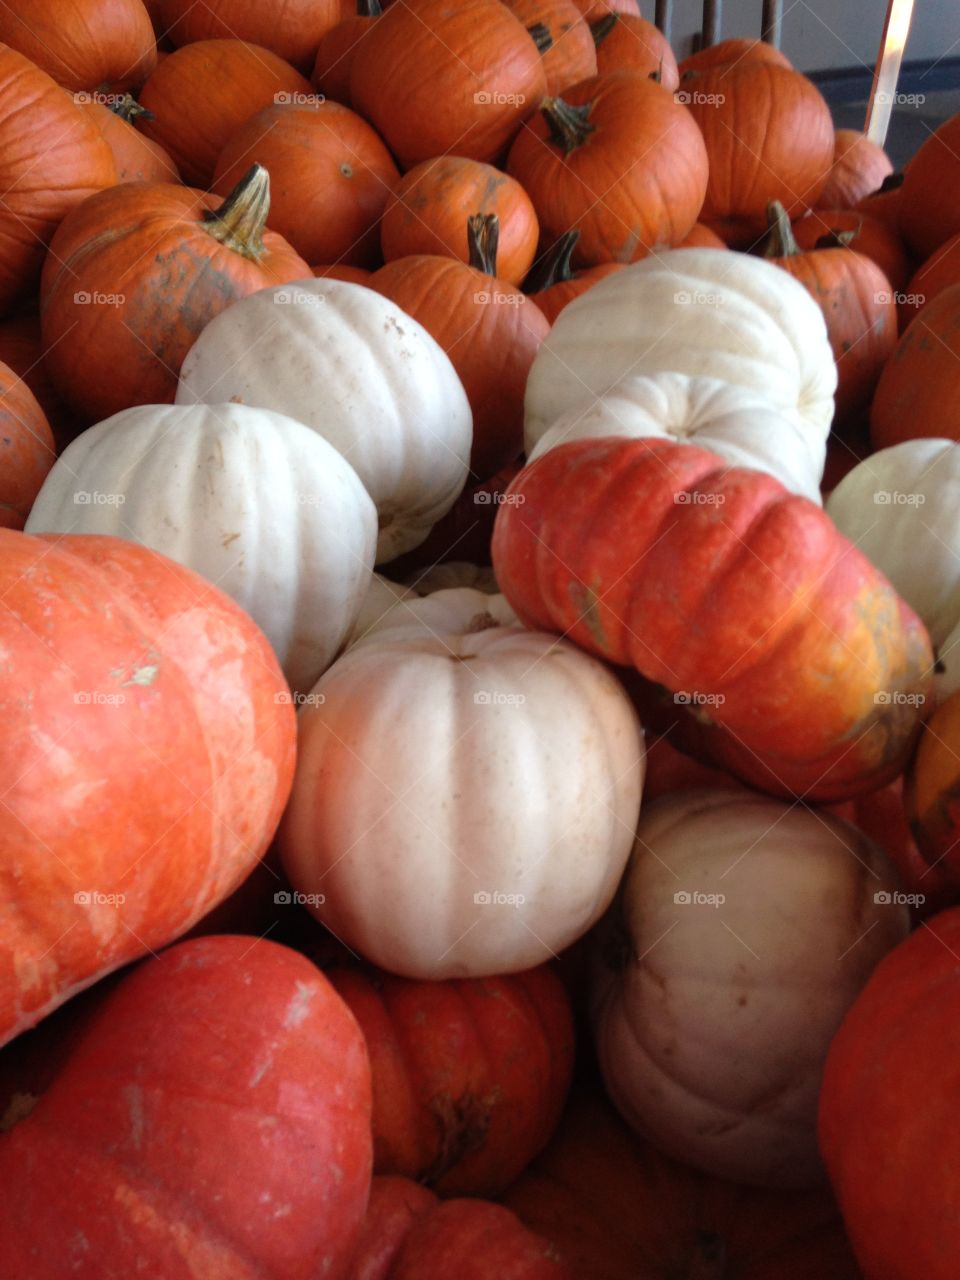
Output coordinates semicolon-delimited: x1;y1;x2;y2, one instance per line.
527;373;824;502
280;587;644;978
175;279;472;563
593;788;909;1188
347;572;419;647
25;403;377;693
524;249;837;454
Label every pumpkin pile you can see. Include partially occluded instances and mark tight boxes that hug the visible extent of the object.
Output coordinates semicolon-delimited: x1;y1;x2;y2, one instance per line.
1;1;960;1275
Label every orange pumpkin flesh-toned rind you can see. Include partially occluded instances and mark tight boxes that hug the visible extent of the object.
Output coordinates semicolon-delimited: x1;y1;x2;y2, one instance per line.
491;437;932;801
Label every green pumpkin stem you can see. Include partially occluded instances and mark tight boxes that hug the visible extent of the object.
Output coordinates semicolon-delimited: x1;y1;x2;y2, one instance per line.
202;164;270;260
814;227;860;250
542;96;596;153
523;230;580;293
528;21;553;52
107;91;154;124
467;213;500;276
762;200;801;259
590;12;618;46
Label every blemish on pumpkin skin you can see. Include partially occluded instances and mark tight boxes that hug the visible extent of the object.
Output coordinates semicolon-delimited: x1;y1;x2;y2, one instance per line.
569;579;610;653
284;981;317;1027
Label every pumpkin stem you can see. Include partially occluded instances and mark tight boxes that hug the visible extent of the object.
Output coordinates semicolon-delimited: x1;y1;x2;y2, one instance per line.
523;230;580;293
357;0;381;13
202;164;271;260
877;171;904;193
761;200;801;259
107;91;154;124
467;213;500;276
528;21;553;52
688;1231;727;1279
814;227;860;250
541;96;596;153
590;12;618;46
649;58;664;84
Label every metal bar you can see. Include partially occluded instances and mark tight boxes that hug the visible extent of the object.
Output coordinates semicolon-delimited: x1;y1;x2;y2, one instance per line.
655;0;673;42
762;0;783;47
701;0;722;49
865;0;917;147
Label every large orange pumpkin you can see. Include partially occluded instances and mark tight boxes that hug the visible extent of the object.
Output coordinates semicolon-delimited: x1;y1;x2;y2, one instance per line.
40;166;310;423
678;222;726;248
900;231;960;324
158;0;341;73
75;93;179;183
855;173;903;237
369;215;550;480
685;62;834;247
381;156;539;285
0;531;296;1045
899;112;960;258
503;0;597;95
590;12;679;91
0;361;55;531
138;39;312;185
818;128;893;209
313;263;373;284
871;283;960;450
524;229;624;323
791;206;911;291
0;0;157;92
211;100;398;268
312;0;382;107
349;0;547;169
677;36;791;76
507;70;709;266
0;46;117;317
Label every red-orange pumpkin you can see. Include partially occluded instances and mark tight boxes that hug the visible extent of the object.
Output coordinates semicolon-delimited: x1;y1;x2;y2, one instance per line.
899;112;960;259
0;0;157;92
817;128;894;209
40;166;310;423
900;231;960;324
504;0;597;96
871;283;960;450
313;263;374;283
327;963;574;1196
491;436;933;801
312;0;381;106
678;221;726;248
507;70;709;265
0;361;55;531
381;156;539;285
212;100;398;268
349;0;547;169
75;93;179;183
524;229;624;324
369;215;550;480
855;174;904;237
590;12;679;91
158;0;341;73
0;936;372;1280
677;36;791;76
0;316;77;450
0;532;297;1045
791;206;911;291
138;39;312;185
0;46;117;317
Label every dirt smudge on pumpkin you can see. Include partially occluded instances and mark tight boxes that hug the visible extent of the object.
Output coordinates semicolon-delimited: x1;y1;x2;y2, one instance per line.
284;980;318;1027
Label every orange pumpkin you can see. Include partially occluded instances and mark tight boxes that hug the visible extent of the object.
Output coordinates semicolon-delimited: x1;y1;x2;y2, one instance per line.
0;361;55;531
678;222;726;248
312;0;381;107
855;174;904;237
899;112;960;259
0;316;77;451
369;214;550;480
75;93;179;183
503;0;597;96
906;690;960;885
590;13;679;91
40;166;310;423
158;0;341;73
792;207;911;291
900;231;960;325
313;263;373;283
0;47;117;317
818;128;894;209
524;230;624;323
0;0;157;92
677;36;791;76
138;40;312;185
507;71;709;266
349;0;547;169
686;63;834;247
570;0;638;19
871;283;960;450
211;100;398;268
381;156;539;286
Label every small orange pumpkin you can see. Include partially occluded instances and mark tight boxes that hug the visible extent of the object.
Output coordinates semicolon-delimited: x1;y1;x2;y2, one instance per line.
900;231;960;325
818;128;894;209
158;0;341;73
0;0;157;92
504;0;597;95
0;361;55;531
870;283;960;450
74;93;179;183
677;36;791;76
899;112;960;259
312;0;381;106
590;12;679;91
791;207;911;292
524;230;624;324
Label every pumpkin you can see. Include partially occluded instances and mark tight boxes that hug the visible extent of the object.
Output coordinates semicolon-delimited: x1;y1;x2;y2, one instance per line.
348;1176;438;1280
75;92;179;182
350;0;547;169
314;263;374;283
678;38;792;77
0;0;157;92
817;128;894;209
325;964;573;1195
507;71;708;266
504;0;597;95
369;215;549;481
870;283;960;451
492;436;933;801
346;573;422;647
761;200;898;422
905;691;960;884
407;562;499;594
503;1086;862;1280
570;0;638;19
175;277;472;563
212;100;398;268
590;13;679;90
523;230;623;323
900;230;960;323
25;403;377;693
854;173;903;236
279;586;645;977
0;361;55;531
0;529;296;1044
138;40;312;185
0;936;372;1279
684;62;834;247
0;315;77;450
791;206;911;292
593;788;909;1187
312;0;381;107
899;111;960;258
524;248;837;449
158;0;340;72
678;221;725;248
0;47;117;317
526;371;827;502
381;157;539;286
818;907;960;1280
40;165;310;424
